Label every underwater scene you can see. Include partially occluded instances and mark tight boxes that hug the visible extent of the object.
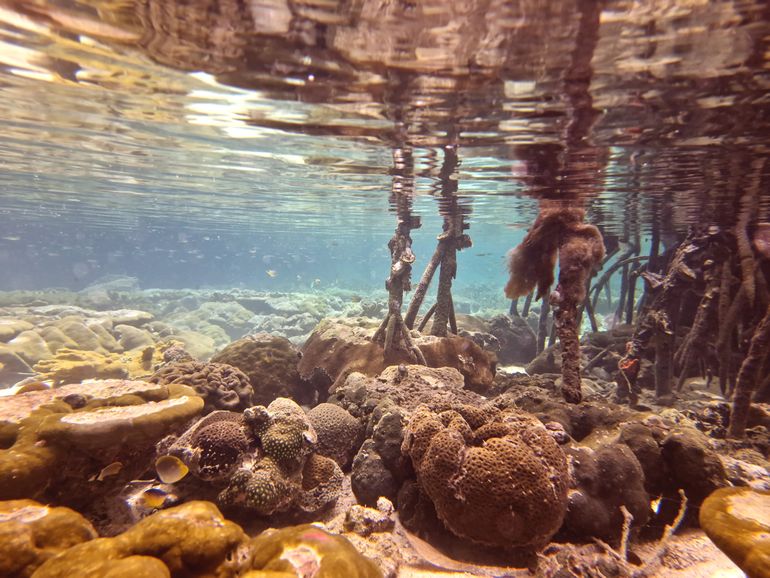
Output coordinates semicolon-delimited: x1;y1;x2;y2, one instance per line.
1;1;769;577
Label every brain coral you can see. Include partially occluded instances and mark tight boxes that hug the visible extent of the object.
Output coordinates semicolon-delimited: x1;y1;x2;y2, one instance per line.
211;333;310;405
307;403;364;469
402;405;569;548
149;360;254;413
218;457;297;516
162;410;253;481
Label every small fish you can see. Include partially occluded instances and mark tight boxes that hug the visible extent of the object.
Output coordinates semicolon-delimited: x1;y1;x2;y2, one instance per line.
310;278;321;289
137;487;169;510
266;269;278;278
95;461;123;481
1;236;20;241
155;455;189;484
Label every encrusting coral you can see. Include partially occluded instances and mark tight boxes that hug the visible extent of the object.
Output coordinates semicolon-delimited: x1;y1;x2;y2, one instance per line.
0;499;97;578
402;404;569;548
149;360;255;414
0;379;203;501
30;501;247;578
241;524;383;578
700;486;770;578
505;204;605;403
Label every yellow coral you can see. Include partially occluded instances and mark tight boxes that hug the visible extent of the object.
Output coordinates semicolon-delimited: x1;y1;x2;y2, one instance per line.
0;499;97;578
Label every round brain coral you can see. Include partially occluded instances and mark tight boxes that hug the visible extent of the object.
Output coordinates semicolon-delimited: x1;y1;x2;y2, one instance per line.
402;405;569;549
149;360;254;413
307;403;364;469
191;419;251;480
211;333;309;406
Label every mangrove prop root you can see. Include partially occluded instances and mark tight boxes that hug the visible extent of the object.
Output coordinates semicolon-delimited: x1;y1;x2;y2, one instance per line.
728;302;770;438
431;238;458;337
675;271;720;390
417;303;437;333
552;291;583;404
404;242;444;329
619;229;723;400
537;296;550;355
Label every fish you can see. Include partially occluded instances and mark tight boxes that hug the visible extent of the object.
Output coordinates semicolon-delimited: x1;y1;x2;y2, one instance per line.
266;269;278;278
155;455;189;484
94;461;123;481
136;487;170;510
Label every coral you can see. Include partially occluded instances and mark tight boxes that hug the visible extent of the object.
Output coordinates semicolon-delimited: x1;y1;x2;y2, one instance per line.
221;398;341;515
150;360;254;414
297;453;344;513
38;395;204;451
0;499;97;578
33;348;129;386
247;397;317;466
402;405;569;548
32;344;168;385
561;443;651;542
218;457;297;516
307;403;364;469
162;410;252;481
241;524;382;578
211;333;309;405
0;379;167;443
700;487;770;578
32;501;247;578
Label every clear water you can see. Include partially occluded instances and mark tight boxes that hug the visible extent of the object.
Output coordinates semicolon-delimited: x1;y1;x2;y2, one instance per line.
1;0;769;297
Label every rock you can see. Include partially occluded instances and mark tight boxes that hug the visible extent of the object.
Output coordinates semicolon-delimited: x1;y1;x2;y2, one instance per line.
618;422;667;496
561;442;651;542
487;314;537;364
344;497;396;536
299;319;497;395
351;440;399;506
661;427;729;506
